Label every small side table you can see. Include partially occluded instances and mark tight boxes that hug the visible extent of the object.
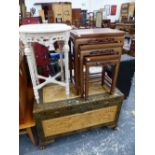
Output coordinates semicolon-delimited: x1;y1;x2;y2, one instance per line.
19;24;72;103
70;28;125;94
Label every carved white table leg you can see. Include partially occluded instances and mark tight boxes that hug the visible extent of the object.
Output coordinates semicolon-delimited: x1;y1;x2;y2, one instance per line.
60;52;64;81
30;45;40;85
63;42;70;97
24;43;40;103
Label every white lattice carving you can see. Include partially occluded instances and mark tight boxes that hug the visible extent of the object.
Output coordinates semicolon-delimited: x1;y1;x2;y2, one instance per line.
20;31;70;50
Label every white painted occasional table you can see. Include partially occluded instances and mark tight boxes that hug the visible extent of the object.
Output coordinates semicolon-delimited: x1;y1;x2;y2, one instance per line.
19;23;72;104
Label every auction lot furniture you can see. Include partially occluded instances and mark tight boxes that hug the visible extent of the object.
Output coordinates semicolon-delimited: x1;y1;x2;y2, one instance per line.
21;17;52;77
72;8;81;27
115;23;135;34
36;2;72;24
79;45;122;98
83;55;119;99
120;2;135;22
80;10;87;27
33;83;124;148
19;23;71;103
21;16;42;25
102;19;111;28
69;28;125;95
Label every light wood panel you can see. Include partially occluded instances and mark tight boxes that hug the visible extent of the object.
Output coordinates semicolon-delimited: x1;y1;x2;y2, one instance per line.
51;3;72;23
51;3;63;22
62;3;72;23
128;3;135;17
42;105;117;137
39;10;45;21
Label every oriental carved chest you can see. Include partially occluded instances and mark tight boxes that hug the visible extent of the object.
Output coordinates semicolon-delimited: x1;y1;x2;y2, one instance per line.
33;83;124;148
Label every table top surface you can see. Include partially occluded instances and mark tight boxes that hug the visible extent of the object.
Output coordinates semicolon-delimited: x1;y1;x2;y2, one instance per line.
116;23;135;26
33;82;123;113
70;28;125;38
19;23;72;34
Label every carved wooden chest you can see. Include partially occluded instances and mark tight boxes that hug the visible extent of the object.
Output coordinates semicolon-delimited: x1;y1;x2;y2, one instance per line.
33;83;124;148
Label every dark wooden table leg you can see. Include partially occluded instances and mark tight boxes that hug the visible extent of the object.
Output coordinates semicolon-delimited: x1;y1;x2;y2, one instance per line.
85;63;89;99
101;66;105;86
74;41;79;95
80;55;84;97
26;127;35;145
69;40;72;83
110;62;120;94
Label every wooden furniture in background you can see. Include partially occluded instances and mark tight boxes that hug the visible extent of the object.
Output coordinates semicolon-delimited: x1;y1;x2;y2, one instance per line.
52;2;72;24
25;12;31;17
120;3;129;22
39;10;45;22
21;16;42;25
110;23;116;29
19;0;26;19
69;28;125;95
120;2;135;22
72;9;81;27
87;12;95;28
80;10;87;27
115;23;135;34
128;2;135;21
38;2;72;24
33;83;124;148
102;19;111;28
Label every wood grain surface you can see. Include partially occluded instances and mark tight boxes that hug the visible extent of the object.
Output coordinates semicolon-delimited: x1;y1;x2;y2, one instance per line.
43;83;109;103
42;105;117;137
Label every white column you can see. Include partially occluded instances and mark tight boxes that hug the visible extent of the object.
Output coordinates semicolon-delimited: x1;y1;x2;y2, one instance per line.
30;44;39;84
24;43;40;104
63;41;70;97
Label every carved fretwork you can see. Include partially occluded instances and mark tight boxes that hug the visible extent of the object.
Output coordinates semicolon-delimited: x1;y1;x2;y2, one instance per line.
88;38;118;44
89;49;116;56
20;31;70;50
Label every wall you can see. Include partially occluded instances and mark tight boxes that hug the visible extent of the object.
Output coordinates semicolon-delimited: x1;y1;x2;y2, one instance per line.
25;0;135;22
89;0;135;22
